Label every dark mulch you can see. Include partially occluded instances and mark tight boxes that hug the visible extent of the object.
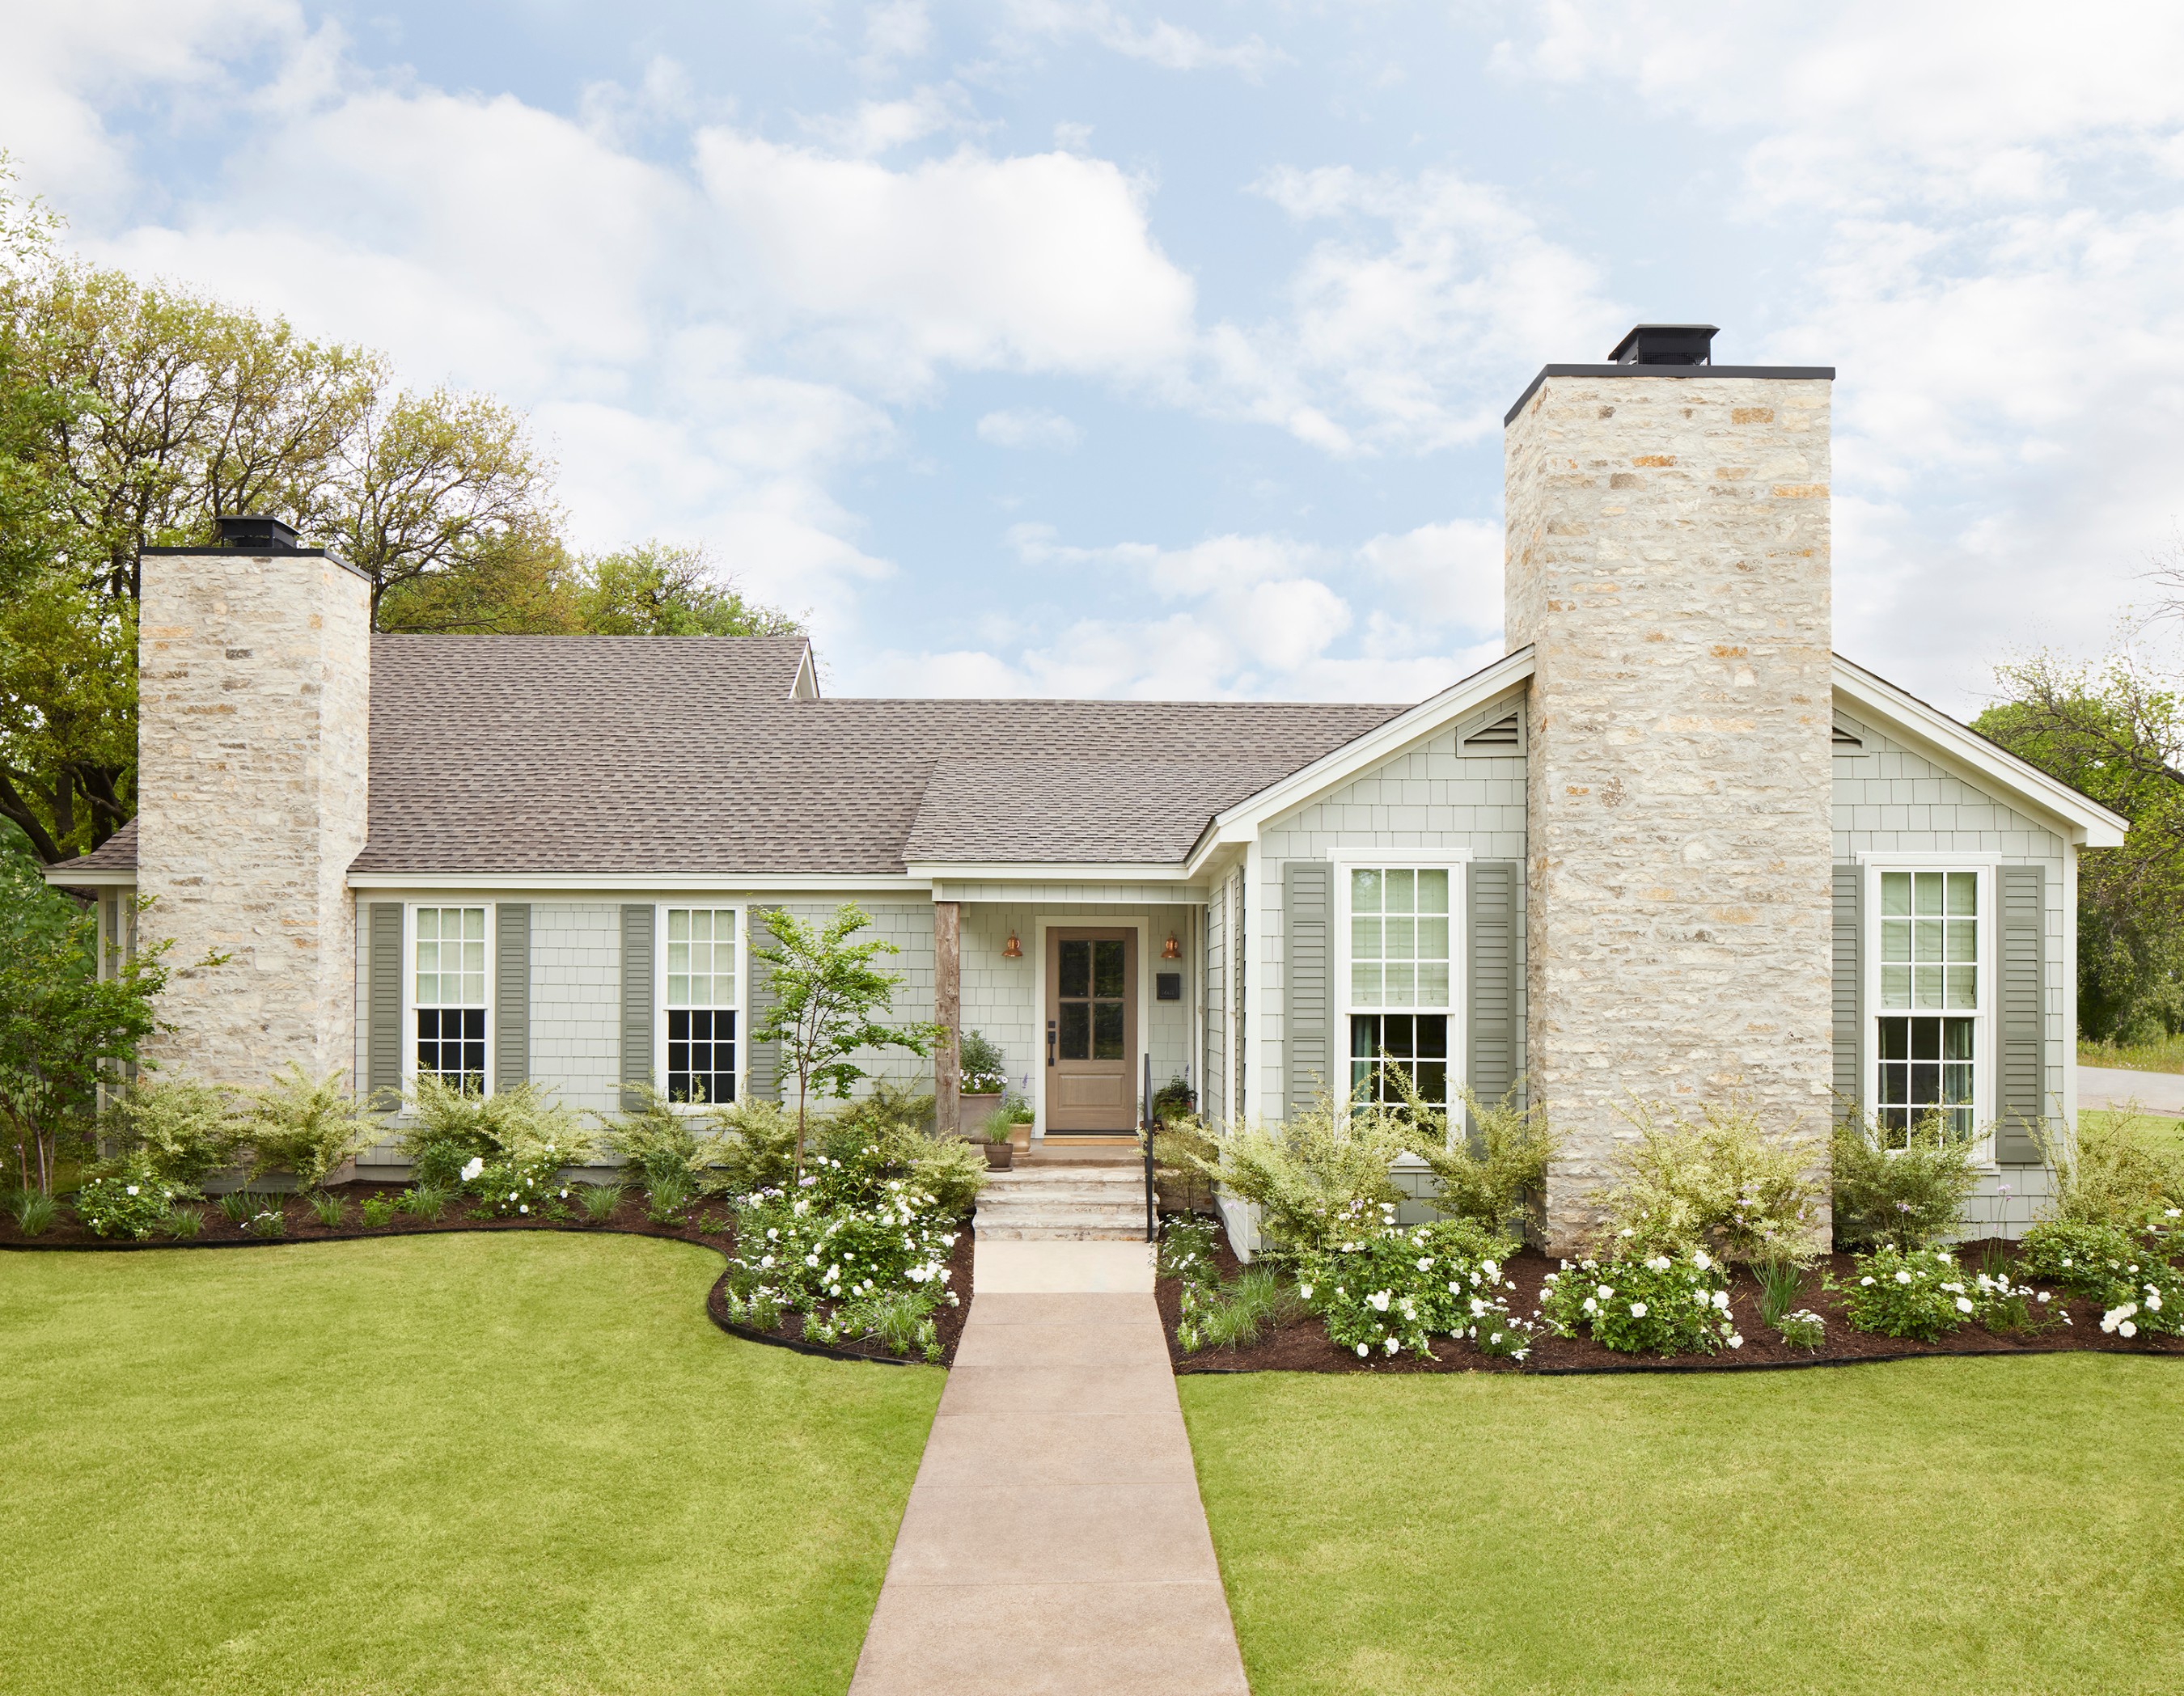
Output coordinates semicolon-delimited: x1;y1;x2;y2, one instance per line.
0;1179;735;1250
1158;1220;2184;1375
2;1180;972;1368
705;1225;975;1367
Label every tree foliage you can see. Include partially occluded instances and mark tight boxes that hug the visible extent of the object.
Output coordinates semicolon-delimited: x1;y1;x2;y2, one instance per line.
750;905;943;1178
0;161;801;864
1975;651;2184;1040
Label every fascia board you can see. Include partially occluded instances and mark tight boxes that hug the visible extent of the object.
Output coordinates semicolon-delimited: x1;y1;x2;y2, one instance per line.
345;871;933;894
906;861;1199;883
1832;656;2128;848
41;868;136;888
1183;646;1537;873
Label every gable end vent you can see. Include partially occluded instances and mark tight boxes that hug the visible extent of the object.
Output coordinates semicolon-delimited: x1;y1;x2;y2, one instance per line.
1462;711;1522;752
1831;725;1864;750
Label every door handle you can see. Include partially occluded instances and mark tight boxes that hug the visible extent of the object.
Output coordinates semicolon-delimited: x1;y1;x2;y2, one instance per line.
1046;1020;1056;1068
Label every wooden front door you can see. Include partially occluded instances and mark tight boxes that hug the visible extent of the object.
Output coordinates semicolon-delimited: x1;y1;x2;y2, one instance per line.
1046;928;1136;1133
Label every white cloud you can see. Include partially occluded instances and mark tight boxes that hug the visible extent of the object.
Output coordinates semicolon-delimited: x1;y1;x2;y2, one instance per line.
1211;165;1624;453
0;0;307;205
861;518;1501;700
857;1;935;80
976;408;1084;450
1495;0;2184;708
1005;2;1285;80
693;130;1199;394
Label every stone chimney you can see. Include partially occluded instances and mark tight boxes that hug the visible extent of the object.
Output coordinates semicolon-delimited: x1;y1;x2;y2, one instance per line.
136;517;371;1091
1503;327;1836;1251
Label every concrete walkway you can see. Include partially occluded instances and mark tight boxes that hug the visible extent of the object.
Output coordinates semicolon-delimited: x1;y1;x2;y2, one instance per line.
849;1250;1248;1695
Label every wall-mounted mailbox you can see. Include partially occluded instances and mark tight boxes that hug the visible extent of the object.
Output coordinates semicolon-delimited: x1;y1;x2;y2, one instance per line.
1156;971;1182;1002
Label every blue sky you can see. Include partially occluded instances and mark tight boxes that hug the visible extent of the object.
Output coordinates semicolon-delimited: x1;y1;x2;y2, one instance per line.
9;2;2184;710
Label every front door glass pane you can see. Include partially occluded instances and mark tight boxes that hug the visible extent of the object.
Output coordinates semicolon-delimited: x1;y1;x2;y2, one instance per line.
1093;1000;1125;1059
1059;940;1090;999
1092;940;1125;998
1058;1001;1090;1059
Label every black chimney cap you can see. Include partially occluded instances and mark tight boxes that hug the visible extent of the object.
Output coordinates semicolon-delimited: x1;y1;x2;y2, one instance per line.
215;514;300;552
1608;324;1718;366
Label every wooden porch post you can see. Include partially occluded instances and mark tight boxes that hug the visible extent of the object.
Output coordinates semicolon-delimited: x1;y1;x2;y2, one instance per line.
933;899;961;1136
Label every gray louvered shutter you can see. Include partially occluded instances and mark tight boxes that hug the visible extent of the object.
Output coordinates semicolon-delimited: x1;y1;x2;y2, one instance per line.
1997;864;2046;1165
620;903;654;1111
1832;865;1862;1119
367;903;404;1107
1467;861;1522;1128
1283;861;1332;1118
496;904;530;1091
747;906;780;1104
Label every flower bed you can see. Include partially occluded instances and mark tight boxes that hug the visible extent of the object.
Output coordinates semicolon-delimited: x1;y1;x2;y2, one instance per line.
1154;1222;2184;1374
0;1177;976;1366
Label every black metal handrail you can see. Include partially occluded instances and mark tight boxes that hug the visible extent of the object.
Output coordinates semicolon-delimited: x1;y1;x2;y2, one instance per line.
1141;1051;1157;1242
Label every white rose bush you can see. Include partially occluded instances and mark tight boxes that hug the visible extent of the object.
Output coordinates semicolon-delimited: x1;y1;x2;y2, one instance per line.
1537;1247;1744;1356
2017;1218;2183;1338
721;1139;965;1360
1838;1246;2052;1341
73;1157;184;1240
1290;1208;1533;1362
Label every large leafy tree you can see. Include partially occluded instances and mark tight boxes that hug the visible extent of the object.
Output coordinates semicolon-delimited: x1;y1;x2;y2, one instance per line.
1975;653;2184;1041
0;164;799;864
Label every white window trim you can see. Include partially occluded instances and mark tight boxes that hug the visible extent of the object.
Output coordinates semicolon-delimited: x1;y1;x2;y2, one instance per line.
653;903;747;1114
1331;856;1469;1114
401;903;496;1098
1859;857;1997;1165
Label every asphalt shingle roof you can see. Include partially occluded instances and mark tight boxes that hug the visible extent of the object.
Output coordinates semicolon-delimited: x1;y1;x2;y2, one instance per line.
356;637;1402;875
47;637;1407;879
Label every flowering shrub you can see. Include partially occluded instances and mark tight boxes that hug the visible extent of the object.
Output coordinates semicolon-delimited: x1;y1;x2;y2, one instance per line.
2020;1215;2182;1338
1291;1205;1529;1360
1538;1249;1743;1356
722;1139;965;1337
464;1144;574;1219
1839;1246;2038;1340
1778;1309;1826;1350
1598;1099;1822;1263
74;1160;184;1240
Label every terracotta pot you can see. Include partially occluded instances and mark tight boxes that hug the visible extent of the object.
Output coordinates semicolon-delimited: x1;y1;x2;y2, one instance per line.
1009;1124;1032;1154
981;1143;1014;1170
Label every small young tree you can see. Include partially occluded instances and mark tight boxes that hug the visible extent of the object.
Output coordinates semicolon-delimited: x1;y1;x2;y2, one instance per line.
750;904;942;1179
0;889;199;1193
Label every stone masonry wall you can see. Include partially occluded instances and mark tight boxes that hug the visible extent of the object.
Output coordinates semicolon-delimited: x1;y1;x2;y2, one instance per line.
138;551;370;1092
1505;374;1836;1251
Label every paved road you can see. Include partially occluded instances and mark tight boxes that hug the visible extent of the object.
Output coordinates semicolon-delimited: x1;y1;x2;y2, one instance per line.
2081;1065;2184;1115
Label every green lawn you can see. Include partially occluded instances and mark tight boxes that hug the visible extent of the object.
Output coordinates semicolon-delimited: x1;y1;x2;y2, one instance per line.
1183;1357;2184;1696
0;1233;942;1695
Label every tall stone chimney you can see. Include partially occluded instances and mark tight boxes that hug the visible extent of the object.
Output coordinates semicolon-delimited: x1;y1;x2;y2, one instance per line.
137;517;370;1091
1504;327;1836;1250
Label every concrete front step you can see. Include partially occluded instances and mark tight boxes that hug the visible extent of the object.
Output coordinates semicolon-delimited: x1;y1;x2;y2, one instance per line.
976;1167;1151;1242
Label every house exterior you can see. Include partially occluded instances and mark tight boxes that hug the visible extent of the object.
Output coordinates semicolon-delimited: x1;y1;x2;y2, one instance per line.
50;326;2126;1248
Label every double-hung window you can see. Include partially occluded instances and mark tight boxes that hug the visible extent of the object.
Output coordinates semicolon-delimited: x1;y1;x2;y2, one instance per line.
1873;868;1984;1145
415;906;489;1091
664;907;739;1106
1346;866;1454;1110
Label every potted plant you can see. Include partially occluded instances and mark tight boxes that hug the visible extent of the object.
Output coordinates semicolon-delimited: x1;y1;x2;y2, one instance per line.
975;1111;1014;1169
959;1030;1009;1125
1002;1098;1034;1155
1152;1074;1196;1125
